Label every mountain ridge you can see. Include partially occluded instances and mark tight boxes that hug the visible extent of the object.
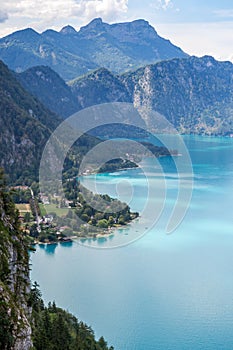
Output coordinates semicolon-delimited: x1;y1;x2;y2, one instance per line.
0;18;188;80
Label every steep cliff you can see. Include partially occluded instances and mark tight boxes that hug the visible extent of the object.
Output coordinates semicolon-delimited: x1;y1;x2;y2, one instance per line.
121;55;233;134
0;170;32;350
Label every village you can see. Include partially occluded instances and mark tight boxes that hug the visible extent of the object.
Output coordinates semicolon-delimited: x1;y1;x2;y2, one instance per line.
12;182;138;245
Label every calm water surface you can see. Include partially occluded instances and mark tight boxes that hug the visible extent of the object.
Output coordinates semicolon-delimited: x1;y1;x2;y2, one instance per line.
31;135;233;350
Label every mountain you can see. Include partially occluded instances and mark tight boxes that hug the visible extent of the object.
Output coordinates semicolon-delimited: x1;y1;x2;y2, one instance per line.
0;60;62;183
16;66;131;118
68;56;233;135
69;67;131;109
0;27;97;81
75;18;187;74
121;55;233;134
0;18;188;81
0;60;128;185
16;65;81;117
13;55;233;136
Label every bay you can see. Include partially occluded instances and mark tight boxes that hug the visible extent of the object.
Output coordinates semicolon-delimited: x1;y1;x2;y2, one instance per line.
31;135;233;350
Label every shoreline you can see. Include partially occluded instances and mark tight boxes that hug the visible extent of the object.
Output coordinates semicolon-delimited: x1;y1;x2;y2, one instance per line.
80;165;139;177
34;233;113;246
33;220;137;246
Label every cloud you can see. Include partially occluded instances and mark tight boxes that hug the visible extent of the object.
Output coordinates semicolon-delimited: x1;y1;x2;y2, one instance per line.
151;0;173;11
0;11;8;23
1;0;128;26
72;0;128;22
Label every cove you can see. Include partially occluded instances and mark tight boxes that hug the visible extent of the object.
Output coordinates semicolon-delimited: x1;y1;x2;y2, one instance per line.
31;135;233;350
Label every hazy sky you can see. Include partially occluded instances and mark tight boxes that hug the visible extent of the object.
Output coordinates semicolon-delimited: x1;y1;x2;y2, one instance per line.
0;0;232;61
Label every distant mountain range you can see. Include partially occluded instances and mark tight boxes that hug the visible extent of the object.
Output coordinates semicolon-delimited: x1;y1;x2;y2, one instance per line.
16;56;233;136
1;17;233;148
0;18;188;80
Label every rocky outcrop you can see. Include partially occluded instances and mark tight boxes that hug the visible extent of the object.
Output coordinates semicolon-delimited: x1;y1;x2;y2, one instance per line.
0;171;32;349
121;55;233;134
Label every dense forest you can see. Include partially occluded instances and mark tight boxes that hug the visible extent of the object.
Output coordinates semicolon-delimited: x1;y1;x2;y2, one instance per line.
29;282;114;350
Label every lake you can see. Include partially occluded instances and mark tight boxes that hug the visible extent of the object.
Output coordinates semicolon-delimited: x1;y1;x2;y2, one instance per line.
31;135;233;350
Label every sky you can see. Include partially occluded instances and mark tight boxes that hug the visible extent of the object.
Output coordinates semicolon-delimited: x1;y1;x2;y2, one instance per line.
0;0;232;61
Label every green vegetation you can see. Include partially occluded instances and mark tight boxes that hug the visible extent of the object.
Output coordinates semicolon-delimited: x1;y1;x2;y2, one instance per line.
11;187;32;203
75;185;138;229
0;60;99;185
0;60;61;184
69;67;130;110
39;203;47;216
0;169;32;350
39;203;70;217
88;123;149;139
0;60;176;188
9;176;138;245
30;179;139;243
98;158;138;173
0;60;174;246
29;282;114;350
17;65;81;118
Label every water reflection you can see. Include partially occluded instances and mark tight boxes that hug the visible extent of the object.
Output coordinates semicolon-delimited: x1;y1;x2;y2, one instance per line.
39;243;58;255
60;241;73;248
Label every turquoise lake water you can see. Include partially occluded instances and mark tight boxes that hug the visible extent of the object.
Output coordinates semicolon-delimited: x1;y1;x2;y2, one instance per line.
31;135;233;350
